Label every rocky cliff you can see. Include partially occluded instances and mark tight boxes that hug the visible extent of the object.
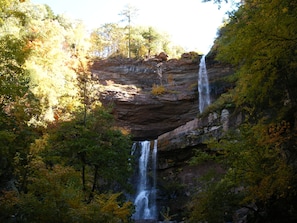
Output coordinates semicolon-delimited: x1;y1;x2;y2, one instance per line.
155;108;242;221
91;54;236;221
91;54;234;140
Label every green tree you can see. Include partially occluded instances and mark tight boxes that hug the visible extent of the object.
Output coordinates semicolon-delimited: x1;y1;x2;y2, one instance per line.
214;0;297;119
90;23;126;58
2;151;133;223
190;123;297;222
14;2;95;123
0;0;27;26
119;4;139;58
189;1;297;222
47;107;133;199
142;26;160;57
0;0;41;189
0;2;134;222
90;22;184;59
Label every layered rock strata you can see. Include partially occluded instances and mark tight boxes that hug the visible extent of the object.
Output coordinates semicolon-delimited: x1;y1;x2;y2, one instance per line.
91;55;236;221
91;56;233;140
156;109;242;221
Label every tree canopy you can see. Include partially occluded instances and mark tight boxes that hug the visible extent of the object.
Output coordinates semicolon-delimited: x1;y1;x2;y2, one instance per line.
215;0;297;117
189;0;297;222
0;1;135;222
2;0;297;222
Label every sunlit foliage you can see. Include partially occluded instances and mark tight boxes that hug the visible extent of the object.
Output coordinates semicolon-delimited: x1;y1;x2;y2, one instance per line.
90;23;184;59
0;0;41;193
18;2;86;122
215;0;297;118
1;161;133;222
0;1;135;222
47;107;133;196
190;123;297;222
189;0;297;222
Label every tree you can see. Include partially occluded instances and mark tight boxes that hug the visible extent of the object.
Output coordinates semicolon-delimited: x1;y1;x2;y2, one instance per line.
22;6;81;122
142;26;160;57
202;0;242;8
0;0;27;25
189;0;297;222
90;21;185;59
47;107;133;199
2;151;133;223
90;23;126;58
119;4;139;58
0;0;41;190
0;2;134;222
214;0;297;119
13;2;96;123
190;123;297;222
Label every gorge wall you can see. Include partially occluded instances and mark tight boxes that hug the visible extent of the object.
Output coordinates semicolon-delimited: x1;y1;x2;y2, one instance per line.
91;54;235;221
91;54;234;140
156;108;243;221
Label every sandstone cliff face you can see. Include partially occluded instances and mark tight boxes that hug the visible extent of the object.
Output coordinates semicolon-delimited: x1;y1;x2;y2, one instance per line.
155;109;243;220
91;56;233;140
91;55;236;221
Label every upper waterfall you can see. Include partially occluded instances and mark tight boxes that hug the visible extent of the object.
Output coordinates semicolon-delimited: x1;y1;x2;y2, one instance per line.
198;55;211;113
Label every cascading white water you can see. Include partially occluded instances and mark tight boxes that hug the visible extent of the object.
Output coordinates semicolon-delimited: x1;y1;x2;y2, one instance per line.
151;140;157;217
133;140;158;220
198;55;211;113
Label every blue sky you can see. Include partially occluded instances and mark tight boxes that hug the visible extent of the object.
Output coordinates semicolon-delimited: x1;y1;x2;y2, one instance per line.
31;0;236;53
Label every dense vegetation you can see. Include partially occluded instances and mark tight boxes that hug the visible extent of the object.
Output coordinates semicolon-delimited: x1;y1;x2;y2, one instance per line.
189;0;297;222
1;0;297;222
0;0;140;222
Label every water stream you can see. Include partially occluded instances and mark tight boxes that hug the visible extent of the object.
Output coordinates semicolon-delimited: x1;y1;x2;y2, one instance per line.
198;55;211;113
132;140;158;220
131;55;210;220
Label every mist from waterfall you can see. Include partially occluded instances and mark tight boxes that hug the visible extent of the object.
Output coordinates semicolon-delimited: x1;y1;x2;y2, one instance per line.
132;140;158;220
198;55;210;113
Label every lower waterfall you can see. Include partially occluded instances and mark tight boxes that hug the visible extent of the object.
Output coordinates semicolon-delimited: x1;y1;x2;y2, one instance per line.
132;140;158;220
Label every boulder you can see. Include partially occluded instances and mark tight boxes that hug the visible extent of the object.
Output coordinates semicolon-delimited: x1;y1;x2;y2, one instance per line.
155;52;168;61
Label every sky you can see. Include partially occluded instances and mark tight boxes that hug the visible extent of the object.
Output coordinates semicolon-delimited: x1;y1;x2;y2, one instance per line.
31;0;237;53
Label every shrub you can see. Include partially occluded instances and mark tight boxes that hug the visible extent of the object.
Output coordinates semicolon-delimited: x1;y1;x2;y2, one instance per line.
151;84;166;95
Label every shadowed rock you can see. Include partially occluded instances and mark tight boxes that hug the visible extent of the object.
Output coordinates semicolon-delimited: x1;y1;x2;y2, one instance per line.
91;56;233;140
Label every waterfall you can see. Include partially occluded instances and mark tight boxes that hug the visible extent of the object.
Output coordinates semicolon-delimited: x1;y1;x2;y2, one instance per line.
132;140;158;220
198;55;210;113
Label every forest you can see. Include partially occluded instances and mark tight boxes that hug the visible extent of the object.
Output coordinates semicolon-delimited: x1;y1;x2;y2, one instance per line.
0;0;297;222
